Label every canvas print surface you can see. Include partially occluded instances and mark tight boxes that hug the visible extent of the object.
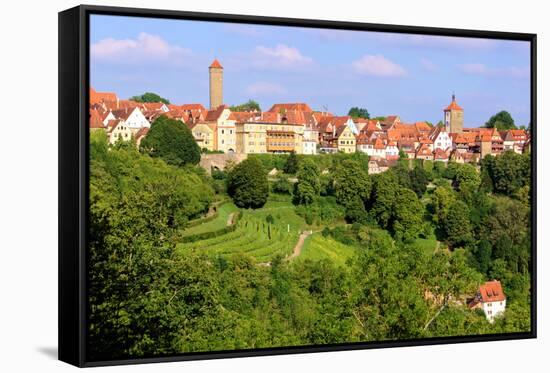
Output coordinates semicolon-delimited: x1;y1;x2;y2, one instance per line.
88;14;532;361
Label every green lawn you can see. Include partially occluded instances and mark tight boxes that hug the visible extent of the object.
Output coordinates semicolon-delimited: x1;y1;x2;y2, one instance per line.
181;202;239;237
297;233;356;267
413;230;439;256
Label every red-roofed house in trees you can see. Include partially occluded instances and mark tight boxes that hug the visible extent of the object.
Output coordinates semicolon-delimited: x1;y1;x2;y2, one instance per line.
468;280;506;323
444;94;464;134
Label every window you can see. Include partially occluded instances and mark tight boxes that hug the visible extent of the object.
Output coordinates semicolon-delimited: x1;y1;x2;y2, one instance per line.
221;129;224;134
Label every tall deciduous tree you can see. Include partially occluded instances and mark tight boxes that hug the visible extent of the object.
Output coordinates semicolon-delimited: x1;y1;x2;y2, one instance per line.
485;110;516;130
140;115;201;166
229;99;261;112
443;200;473;248
283;151;299;174
227;158;269;208
130;92;170;104
392;188;424;242
333;159;372;209
294;158;320;205
348;107;370;119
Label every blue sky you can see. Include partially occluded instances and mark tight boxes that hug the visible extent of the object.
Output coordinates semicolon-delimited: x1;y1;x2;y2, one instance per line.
90;15;531;126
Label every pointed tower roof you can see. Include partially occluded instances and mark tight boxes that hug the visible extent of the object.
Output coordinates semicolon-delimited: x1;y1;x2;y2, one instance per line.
444;93;463;111
209;59;223;69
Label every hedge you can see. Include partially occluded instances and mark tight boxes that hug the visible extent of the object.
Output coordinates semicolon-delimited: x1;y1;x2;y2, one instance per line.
185;199;229;228
179;211;242;243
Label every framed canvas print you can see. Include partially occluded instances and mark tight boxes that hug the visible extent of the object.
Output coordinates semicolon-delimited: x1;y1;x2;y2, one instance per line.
58;4;537;367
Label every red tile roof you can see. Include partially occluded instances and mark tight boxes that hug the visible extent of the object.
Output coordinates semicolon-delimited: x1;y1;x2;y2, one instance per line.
111;108;135;121
479;280;506;303
433;148;448;160
209;59;223;69
89;109;105;129
416;143;433;156
135;127;149;140
444;95;463;111
205;104;227;121
90;87;118;105
229;111;259;122
268;103;313;113
180;103;207;112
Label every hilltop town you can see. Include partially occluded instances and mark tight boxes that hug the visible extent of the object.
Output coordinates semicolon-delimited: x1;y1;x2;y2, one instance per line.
87;58;532;358
90;58;530;173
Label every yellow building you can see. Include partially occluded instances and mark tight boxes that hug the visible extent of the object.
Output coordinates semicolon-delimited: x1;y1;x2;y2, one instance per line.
235;122;304;154
191;122;216;152
336;125;356;153
106;119;133;144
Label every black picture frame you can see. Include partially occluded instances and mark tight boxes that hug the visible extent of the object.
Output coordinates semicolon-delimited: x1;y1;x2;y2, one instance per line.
59;4;537;368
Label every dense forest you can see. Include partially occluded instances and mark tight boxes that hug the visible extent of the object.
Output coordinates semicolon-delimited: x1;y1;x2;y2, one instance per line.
88;126;531;361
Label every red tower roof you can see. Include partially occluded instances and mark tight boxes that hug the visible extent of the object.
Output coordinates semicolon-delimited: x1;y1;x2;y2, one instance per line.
209;59;223;69
444;94;463;111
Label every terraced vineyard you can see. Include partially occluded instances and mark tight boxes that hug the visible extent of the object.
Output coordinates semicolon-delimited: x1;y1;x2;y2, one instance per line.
176;200;307;262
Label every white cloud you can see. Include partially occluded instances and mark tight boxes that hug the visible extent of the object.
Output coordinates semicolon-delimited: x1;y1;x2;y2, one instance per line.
460;63;529;78
352;55;406;77
251;44;313;69
420;58;437;71
245;82;287;96
91;33;192;65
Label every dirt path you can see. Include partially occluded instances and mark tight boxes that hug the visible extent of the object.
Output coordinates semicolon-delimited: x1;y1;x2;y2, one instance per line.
286;230;313;261
226;212;235;226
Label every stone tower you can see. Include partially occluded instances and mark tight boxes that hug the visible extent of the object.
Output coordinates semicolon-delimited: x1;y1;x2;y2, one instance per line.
209;59;223;110
444;93;464;134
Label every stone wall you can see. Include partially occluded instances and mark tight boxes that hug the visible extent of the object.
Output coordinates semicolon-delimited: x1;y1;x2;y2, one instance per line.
199;153;247;174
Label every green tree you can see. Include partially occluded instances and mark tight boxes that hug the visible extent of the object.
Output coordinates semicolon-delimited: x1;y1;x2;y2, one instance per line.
227;158;269;208
485;151;530;196
283;151;299;174
294;158;320;205
485;110;516;130
333;159;372;209
130;92;170;104
431;185;456;227
347;107;370;119
230;99;261;112
410;166;430;197
140;115;201;166
443;200;473;248
369;171;399;229
392;188;424;242
272;175;292;194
